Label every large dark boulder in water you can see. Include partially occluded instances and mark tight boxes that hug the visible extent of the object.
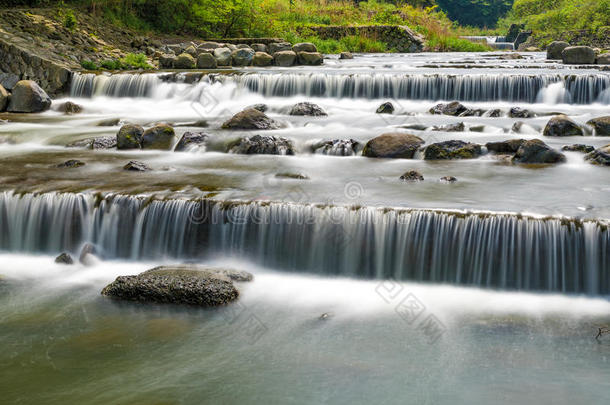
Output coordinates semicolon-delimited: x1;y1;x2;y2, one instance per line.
222;108;278;130
0;84;8;112
586;116;610;136
142;124;177;150
55;253;74;264
273;50;297;67
123;160;151;171
584;144;610;166
376;102;395;114
117;124;144;149
173;53;196;69
429;101;467;116
424;140;482;160
486;139;526;154
175;131;208;151
546;41;569;60
399;170;424;182
7;80;51;113
312;139;361;156
562;144;594;153
57;159;85;168
229;134;294;155
57;101;83;114
101;265;253;307
297;51;323;66
543;115;583;137
231;48;255;66
512;139;566;164
289;102;327;116
509;107;534;118
362;133;424;159
562;46;596;64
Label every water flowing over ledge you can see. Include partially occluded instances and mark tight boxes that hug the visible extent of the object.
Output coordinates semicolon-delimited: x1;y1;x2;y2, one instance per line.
1;191;608;295
70;72;610;104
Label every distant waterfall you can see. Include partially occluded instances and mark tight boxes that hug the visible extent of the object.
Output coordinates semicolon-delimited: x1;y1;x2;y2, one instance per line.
70;72;610;104
1;191;608;295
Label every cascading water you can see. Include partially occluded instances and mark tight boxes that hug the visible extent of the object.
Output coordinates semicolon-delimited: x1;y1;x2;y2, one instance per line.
69;72;610;104
1;191;608;295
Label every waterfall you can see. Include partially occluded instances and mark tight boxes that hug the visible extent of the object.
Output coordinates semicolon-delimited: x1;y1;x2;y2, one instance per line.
1;191;608;295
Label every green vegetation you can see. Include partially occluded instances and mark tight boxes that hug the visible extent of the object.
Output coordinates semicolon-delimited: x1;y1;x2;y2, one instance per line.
80;53;152;71
62;8;77;30
80;60;98;70
436;0;513;28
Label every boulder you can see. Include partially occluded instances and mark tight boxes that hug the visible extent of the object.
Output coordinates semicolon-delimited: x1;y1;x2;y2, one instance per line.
562;46;596;64
399;170;424;182
424;140;482;160
584;144;610;166
174;131;208;152
597;54;610;65
0;84;8;112
339;52;354;60
213;48;232;66
159;54;176;69
231;48;255;66
376;102;394;114
221;108;278;130
561;144;595;153
251;43;268;53
292;42;317;53
57;159;85;168
57;101;83;114
236;44;251;49
7;80;51;113
101;265;252;306
429;101;467;116
312;139;361;156
274;50;297;67
543;115;583;136
185;45;197;57
484;108;502;117
197;53;217;69
362;133;424;159
92;136;117;149
440;176;457;183
586;116;610;136
123;160;151;171
289;102;327;116
512;139;566;164
55;253;74;265
174;53;196;69
547;41;570;60
199;42;220;50
431;122;465;132
117;124;144;149
269;42;292;54
485;139;526;154
297;51;323;66
79;243;98;266
252;52;274;67
142;124;177;150
509;107;534;118
228;134;294;155
247;103;268;113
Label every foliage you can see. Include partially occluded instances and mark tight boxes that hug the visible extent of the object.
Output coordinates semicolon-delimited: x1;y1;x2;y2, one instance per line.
63;8;77;30
119;52;152;69
435;0;513;28
80;60;98;70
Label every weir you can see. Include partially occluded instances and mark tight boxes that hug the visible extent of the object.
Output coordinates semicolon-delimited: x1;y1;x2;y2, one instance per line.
1;191;608;295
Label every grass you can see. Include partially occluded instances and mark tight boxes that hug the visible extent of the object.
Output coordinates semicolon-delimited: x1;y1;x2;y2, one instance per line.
426;34;492;52
285;33;389;53
81;53;152;71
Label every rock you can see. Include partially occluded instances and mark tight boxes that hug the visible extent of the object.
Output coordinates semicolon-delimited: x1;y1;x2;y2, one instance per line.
225;44;237;51
231;48;255;66
597;54;610;65
79;243;98;266
97;118;121;127
429;101;467;116
470;125;486;132
440;176;457;183
512;121;525;133
247;103;268;113
236;44;251;49
199;42;220;50
221;108;278;130
432;122;465;132
174;131;208;151
275;172;309;180
197;53;217;69
584;144;610;166
512;139;566;164
252;52;274;67
185;45;197;57
312;139;361;156
0;84;9;112
499;53;523;60
586;116;610;136
289;102;327;116
292;42;317;53
92;136;117;149
514;31;532;49
101;265;252;307
561;144;594;153
228;135;294;155
400;124;428;131
543;115;583;136
399;170;424;182
173;53;196;69
459;108;486;117
142;124;177;150
547;41;570;60
273;50;297;67
269;42;292;54
7;80;51;113
57;101;83;114
424;140;483;160
525;47;540;52
486;139;526;154
362;133;424;159
484;108;502;117
376;102;394;114
123;160;151;171
57;159;85;168
506;24;524;43
562;46;596;64
117;124;144;149
213;48;232;66
251;43;268;53
159;54;176;68
55;253;74;265
297;52;324;66
339;52;354;60
509;107;534;118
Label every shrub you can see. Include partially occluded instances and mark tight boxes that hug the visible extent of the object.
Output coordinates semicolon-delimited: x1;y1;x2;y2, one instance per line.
63;9;77;30
119;53;152;69
80;60;98;70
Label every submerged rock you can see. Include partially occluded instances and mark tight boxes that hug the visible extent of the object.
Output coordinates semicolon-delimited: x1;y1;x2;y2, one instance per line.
57;159;85;168
339;52;353;60
222;109;278;130
399;170;424;182
543;115;583;137
55;253;74;265
117;124;144;149
431;122;465;132
509;107;534;118
362;133;424;159
97;118;121;127
8;80;51;113
312;139;361;156
586;116;610;136
79;243;98;266
92;136;118;150
123;160;151;171
440;176;457;183
512;139;566;164
229;134;294;155
424;140;482;160
486;139;526;154
275;172;309;180
376;102;395;114
175;131;208;151
584;145;610;166
57;101;83;114
142;124;177;150
484;108;502;118
101;265;253;307
429;101;467;116
289;102;327;116
561;144;594;153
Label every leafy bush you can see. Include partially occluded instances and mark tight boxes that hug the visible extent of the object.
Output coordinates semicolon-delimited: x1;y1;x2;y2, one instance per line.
63;9;77;30
119;53;152;69
100;59;122;70
80;60;98;70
